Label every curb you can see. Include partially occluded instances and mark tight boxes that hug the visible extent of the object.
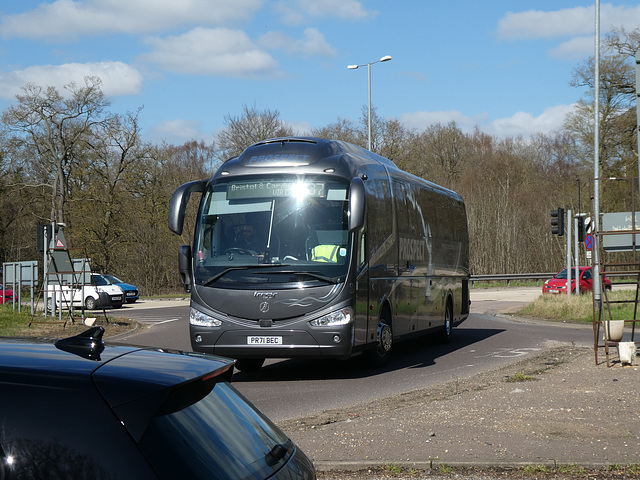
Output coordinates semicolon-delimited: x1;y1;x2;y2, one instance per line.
313;459;631;472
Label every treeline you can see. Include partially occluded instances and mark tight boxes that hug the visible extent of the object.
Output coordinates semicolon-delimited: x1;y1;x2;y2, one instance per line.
1;28;639;295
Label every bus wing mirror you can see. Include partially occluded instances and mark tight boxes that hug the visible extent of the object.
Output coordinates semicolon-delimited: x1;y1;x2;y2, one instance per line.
349;176;366;232
178;245;192;292
168;180;207;235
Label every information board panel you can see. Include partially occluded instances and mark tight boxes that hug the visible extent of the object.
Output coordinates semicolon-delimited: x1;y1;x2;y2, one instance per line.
3;261;38;285
602;212;640;252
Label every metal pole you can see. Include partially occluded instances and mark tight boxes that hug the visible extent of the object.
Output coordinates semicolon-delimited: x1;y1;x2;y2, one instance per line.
635;51;640;197
577;177;582;267
575;216;580;294
347;56;391;152
567;209;572;295
593;0;601;304
43;226;48;317
367;62;372;151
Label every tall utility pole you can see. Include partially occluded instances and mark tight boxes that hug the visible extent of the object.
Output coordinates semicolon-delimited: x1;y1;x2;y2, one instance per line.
574;216;579;293
347;55;392;151
635;50;640;197
593;0;601;306
567;209;572;295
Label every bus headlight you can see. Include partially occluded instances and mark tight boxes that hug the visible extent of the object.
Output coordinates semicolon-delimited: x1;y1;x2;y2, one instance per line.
190;307;222;327
309;307;352;327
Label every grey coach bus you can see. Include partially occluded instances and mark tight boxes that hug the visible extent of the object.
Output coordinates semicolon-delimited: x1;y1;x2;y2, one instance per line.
169;137;469;371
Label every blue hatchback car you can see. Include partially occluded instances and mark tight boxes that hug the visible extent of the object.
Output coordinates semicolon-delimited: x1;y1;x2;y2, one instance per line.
103;274;139;303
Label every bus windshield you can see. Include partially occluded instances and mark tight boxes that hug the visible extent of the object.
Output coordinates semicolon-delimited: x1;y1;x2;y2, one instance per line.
193;176;351;287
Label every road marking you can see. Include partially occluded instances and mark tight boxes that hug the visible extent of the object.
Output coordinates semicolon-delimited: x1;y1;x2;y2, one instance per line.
473;347;541;359
492;347;541;358
152;318;181;325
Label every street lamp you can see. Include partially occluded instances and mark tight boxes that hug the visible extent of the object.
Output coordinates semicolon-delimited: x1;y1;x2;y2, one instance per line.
347;55;392;151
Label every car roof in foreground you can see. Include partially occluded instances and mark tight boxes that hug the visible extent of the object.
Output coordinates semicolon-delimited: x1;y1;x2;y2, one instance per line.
0;327;235;440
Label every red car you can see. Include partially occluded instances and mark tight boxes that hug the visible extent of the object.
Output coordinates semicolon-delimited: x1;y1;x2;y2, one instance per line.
0;284;14;304
542;267;611;294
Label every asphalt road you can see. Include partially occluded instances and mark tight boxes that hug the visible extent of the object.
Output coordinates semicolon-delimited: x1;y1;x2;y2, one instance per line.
110;287;593;422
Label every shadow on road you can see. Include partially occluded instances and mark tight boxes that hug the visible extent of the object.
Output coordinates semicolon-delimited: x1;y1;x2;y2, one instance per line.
231;326;505;383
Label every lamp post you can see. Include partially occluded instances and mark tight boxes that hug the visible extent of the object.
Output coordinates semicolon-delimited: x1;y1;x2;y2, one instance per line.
347;55;392;151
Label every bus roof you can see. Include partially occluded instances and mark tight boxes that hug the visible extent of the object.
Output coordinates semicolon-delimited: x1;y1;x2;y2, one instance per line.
220;137;396;171
216;136;463;203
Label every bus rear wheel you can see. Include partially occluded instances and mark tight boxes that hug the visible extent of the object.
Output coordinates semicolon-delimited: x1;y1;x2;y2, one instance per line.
367;315;393;367
438;300;453;344
234;358;265;372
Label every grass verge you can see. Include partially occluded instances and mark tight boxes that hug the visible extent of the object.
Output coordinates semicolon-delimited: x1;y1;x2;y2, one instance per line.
0;304;137;338
518;289;637;323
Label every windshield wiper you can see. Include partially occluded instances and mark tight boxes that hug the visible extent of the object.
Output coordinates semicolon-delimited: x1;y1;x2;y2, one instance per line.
254;270;338;284
202;266;252;286
202;264;292;286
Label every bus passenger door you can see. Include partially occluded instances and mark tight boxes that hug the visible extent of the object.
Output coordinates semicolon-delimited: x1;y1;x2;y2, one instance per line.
354;229;369;347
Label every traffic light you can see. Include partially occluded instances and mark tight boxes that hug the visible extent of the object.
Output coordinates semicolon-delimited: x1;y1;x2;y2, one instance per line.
551;208;564;236
577;216;585;242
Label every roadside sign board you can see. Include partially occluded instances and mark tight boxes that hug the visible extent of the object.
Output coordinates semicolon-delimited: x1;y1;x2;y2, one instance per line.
584;216;593;234
585;234;594;250
3;261;38;285
602;212;640;252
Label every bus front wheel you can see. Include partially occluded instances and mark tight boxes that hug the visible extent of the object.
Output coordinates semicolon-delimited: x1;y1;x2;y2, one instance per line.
367;315;393;367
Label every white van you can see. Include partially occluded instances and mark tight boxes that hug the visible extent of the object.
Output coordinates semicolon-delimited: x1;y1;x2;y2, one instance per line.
47;273;124;310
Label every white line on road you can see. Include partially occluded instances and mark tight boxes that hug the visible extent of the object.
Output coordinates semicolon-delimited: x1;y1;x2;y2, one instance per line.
152;318;181;325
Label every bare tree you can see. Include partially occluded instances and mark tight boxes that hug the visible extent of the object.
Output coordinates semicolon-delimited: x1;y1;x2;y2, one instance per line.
2;77;110;224
69;109;151;273
311;117;359;144
564;29;639;180
215;104;293;160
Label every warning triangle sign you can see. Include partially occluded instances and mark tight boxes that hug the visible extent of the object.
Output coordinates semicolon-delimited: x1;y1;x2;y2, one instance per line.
50;229;68;250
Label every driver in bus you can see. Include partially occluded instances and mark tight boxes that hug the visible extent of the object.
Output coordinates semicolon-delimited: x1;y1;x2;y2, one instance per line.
237;223;263;252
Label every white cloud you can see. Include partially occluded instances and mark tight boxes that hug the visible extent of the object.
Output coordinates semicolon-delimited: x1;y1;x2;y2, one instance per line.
0;62;143;100
398;104;575;139
275;0;376;25
485;104;575;138
259;28;336;57
549;36;594;60
0;0;263;40
140;28;279;77
150;118;213;144
497;7;593;40
285;120;313;135
497;4;640;58
399;110;488;133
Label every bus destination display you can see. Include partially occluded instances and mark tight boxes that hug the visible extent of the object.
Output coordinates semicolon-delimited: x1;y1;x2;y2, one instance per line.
227;181;325;200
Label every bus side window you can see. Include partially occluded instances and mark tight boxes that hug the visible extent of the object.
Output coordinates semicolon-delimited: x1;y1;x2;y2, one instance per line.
358;230;366;268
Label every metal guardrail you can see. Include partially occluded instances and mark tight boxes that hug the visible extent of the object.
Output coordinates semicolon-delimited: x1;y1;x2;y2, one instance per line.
470;273;555;287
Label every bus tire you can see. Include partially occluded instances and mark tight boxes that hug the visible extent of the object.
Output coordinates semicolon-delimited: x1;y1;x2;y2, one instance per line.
367;314;393;367
234;358;265;372
438;299;453;344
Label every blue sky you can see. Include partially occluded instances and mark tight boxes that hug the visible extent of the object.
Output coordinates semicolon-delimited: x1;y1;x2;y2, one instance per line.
0;1;638;145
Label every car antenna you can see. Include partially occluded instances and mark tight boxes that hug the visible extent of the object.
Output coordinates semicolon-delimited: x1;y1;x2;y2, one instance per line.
55;326;105;361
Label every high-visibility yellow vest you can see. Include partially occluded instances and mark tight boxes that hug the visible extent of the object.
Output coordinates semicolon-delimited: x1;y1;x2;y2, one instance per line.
311;244;339;262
